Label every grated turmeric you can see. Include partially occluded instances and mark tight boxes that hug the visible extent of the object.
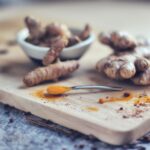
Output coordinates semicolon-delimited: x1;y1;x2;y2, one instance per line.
134;96;150;105
99;92;134;104
47;85;71;95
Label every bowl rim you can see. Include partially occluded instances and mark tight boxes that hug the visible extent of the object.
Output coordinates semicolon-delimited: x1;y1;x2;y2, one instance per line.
17;28;95;52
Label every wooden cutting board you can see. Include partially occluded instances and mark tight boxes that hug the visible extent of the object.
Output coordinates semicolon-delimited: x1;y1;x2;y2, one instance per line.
0;16;150;145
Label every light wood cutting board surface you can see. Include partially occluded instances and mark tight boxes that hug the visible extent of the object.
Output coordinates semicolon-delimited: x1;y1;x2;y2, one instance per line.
0;2;150;145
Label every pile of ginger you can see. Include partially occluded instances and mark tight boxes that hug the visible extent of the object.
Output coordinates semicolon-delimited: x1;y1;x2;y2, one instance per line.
23;16;91;87
96;31;150;85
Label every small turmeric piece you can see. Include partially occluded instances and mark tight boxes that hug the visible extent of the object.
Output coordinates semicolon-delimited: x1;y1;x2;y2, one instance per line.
24;16;44;40
79;24;91;41
45;23;71;38
67;36;81;47
47;85;71;95
42;37;68;66
23;60;79;87
99;31;137;51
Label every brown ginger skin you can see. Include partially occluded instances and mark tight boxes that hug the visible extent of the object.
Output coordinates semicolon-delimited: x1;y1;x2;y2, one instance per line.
45;23;71;38
25;16;44;40
99;31;137;52
67;36;81;47
42;37;68;66
79;24;91;41
131;68;150;85
24;60;79;87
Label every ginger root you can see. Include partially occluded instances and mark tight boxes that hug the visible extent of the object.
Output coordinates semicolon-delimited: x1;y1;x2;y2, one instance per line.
24;60;79;87
96;31;150;85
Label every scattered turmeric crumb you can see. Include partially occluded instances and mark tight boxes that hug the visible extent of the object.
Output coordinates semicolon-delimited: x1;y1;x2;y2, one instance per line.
86;106;99;112
32;89;65;101
123;92;131;97
98;91;150;106
99;98;104;104
47;85;71;95
98;92;134;104
134;95;150;105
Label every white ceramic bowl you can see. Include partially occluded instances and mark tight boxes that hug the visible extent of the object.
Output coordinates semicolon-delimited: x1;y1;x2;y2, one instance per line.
17;28;95;60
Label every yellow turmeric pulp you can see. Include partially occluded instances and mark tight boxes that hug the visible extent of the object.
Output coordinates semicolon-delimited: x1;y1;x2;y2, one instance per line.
47;85;71;95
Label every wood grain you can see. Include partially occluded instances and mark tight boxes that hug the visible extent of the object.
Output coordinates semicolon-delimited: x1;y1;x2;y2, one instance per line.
0;11;150;145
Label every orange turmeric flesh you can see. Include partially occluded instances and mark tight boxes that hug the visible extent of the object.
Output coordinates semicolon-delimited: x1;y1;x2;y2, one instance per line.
47;85;71;95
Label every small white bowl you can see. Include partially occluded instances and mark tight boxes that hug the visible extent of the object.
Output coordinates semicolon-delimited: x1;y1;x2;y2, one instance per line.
17;28;95;60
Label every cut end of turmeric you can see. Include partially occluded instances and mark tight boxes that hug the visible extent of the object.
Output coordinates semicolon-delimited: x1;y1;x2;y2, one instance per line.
47;85;71;95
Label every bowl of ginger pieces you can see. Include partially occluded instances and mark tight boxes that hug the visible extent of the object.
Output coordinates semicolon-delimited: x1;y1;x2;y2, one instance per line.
17;16;94;62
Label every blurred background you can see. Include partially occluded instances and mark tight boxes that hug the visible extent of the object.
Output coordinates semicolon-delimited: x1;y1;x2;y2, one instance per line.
0;0;150;6
0;0;150;36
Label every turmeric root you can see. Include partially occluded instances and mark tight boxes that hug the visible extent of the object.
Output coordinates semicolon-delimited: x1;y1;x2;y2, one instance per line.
25;16;44;40
45;23;71;38
24;60;79;87
79;24;92;41
23;17;88;87
25;16;91;48
96;31;150;85
42;37;68;66
99;31;137;52
67;36;81;47
131;68;150;85
96;47;150;80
